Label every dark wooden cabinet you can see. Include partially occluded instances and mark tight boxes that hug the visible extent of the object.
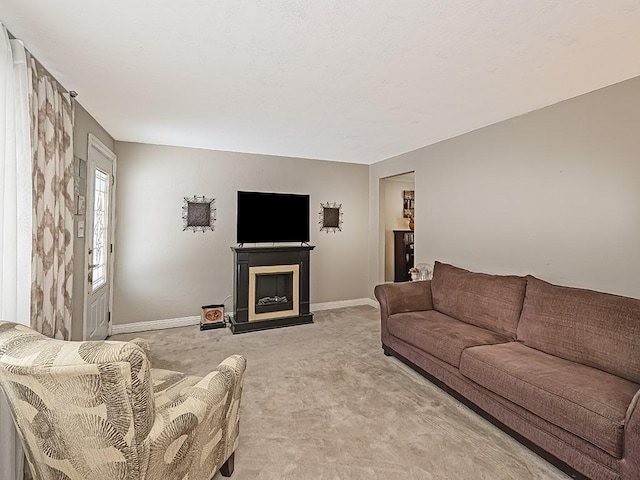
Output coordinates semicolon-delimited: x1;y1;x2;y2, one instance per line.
393;230;414;282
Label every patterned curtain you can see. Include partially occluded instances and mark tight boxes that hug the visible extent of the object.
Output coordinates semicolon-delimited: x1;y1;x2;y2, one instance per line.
28;53;74;340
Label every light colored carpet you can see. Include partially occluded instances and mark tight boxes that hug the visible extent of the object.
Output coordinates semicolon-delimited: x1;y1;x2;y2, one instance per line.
111;306;570;479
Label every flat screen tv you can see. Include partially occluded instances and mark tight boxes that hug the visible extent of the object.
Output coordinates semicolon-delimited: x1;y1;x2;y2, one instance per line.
237;191;310;243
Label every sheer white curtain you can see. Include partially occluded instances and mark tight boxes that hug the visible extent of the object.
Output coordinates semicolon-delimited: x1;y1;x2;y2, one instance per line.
0;24;32;480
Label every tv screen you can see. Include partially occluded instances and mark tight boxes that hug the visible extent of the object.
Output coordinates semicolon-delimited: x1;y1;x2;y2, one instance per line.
237;191;310;243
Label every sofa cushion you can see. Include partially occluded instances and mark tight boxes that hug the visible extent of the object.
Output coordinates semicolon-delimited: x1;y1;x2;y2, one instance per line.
387;310;510;368
431;262;527;339
517;276;640;384
460;342;639;458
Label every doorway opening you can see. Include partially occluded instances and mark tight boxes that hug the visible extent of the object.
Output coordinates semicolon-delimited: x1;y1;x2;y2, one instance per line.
379;172;415;283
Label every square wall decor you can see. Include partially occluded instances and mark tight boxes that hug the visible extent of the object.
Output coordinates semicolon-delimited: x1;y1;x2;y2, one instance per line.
319;202;343;233
183;195;216;232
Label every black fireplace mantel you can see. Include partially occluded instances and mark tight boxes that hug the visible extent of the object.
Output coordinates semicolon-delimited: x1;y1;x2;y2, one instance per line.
231;245;315;334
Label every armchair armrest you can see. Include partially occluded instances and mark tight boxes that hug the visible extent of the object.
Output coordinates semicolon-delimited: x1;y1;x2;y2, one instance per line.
146;355;246;480
623;388;640;479
129;338;151;361
374;281;433;347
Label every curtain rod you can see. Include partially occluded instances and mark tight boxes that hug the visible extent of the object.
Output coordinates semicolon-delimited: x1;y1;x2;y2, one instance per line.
4;24;77;98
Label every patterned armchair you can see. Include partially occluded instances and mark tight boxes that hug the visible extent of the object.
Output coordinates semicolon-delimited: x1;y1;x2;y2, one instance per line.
0;321;246;480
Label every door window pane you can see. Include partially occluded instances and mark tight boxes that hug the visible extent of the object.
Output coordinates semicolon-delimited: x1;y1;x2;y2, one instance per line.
91;169;109;291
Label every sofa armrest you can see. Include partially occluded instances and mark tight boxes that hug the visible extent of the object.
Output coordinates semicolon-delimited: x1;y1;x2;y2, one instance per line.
146;355;247;479
623;388;640;480
374;280;433;316
374;281;433;346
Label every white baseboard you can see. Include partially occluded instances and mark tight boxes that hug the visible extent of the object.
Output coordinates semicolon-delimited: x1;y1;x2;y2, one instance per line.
110;299;379;336
110;316;200;335
364;298;379;308
310;297;379;311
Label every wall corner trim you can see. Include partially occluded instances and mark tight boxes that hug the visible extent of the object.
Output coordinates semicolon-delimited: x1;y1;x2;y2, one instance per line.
109;298;379;336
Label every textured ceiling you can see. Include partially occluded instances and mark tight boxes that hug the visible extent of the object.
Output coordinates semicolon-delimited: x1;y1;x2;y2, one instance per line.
1;1;640;164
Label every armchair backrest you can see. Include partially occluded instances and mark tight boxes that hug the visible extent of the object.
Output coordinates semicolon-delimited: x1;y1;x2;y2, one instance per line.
0;321;155;480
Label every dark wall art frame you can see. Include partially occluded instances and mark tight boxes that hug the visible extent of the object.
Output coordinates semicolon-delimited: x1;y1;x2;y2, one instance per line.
319;202;343;233
183;195;216;232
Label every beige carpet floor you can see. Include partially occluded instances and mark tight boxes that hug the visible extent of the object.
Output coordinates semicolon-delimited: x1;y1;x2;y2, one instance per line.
112;306;570;480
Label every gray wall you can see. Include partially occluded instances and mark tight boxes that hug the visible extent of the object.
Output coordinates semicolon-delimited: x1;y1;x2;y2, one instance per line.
71;101;116;340
369;76;640;300
112;142;370;325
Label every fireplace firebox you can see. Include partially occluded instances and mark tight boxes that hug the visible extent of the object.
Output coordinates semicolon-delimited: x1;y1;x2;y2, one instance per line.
254;270;294;314
232;246;314;333
248;264;299;320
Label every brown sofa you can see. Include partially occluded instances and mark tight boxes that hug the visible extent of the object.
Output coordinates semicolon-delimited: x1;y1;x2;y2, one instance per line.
374;262;640;480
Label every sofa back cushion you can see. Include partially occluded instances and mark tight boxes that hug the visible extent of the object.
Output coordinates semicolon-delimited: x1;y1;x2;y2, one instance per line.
431;262;527;339
517;276;640;384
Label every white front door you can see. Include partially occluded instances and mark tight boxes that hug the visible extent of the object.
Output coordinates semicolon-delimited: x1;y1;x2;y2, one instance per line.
84;135;116;340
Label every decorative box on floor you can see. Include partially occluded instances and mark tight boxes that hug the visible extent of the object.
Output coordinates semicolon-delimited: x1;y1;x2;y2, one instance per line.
231;245;314;334
201;304;226;330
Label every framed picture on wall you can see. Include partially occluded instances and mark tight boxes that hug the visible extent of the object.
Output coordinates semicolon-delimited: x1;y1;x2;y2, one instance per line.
403;190;415;218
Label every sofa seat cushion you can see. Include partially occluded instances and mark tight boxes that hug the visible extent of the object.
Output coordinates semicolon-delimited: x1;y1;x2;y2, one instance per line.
460;342;639;458
431;262;527;339
387;310;510;368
